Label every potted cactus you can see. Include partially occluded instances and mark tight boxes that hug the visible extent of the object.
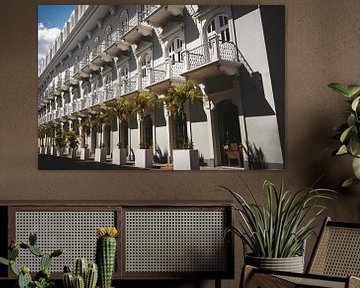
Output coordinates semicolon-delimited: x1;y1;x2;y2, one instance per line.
62;258;98;288
96;227;118;288
0;232;63;288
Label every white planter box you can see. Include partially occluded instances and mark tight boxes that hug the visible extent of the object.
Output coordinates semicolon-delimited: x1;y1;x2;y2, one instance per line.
134;149;153;168
173;149;200;170
57;147;64;156
112;148;127;165
50;147;56;155
80;148;90;160
95;148;106;162
69;148;77;159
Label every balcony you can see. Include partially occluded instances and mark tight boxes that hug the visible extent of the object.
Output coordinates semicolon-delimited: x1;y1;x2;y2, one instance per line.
80;55;99;75
46;86;56;100
145;5;185;27
90;44;112;68
145;60;185;94
103;30;130;57
181;36;248;81
122;12;153;45
73;62;89;80
64;67;79;86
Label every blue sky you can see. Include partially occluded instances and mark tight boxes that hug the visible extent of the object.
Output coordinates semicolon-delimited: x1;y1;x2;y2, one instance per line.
38;5;74;65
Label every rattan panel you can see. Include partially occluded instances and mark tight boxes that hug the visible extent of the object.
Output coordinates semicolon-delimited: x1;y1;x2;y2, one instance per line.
15;211;115;272
125;210;227;273
310;226;360;277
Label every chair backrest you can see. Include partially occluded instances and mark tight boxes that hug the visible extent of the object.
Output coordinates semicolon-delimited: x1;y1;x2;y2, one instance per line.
307;217;360;277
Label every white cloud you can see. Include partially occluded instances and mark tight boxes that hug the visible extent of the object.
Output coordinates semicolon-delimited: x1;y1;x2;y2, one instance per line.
38;23;61;65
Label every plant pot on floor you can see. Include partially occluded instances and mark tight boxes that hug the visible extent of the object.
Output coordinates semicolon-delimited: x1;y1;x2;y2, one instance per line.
57;147;65;156
80;147;90;160
69;148;77;159
173;149;200;170
112;148;127;165
95;148;106;162
134;148;153;168
245;254;305;273
50;146;56;155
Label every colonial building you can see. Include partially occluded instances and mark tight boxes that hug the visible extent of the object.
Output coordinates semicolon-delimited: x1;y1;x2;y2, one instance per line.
38;5;284;169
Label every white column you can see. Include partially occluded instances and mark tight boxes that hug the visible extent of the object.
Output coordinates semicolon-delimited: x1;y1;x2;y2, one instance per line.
164;105;173;163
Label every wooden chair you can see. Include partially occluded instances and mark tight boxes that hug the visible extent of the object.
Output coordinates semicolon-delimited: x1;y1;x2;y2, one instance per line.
241;217;360;288
226;143;243;167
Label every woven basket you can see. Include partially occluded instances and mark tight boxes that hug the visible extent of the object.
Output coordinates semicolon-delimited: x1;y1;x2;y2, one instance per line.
245;254;305;273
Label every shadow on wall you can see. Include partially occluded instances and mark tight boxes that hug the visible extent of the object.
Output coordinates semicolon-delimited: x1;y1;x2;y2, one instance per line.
239;67;274;117
244;141;268;170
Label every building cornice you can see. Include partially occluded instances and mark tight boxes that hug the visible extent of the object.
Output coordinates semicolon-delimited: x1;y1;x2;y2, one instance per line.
38;5;108;85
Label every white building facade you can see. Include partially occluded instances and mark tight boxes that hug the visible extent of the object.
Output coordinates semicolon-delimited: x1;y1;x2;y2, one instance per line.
38;5;285;169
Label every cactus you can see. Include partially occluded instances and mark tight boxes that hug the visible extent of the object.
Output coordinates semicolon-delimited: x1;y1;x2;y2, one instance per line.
74;275;85;288
0;233;63;288
29;232;37;246
85;263;98;288
63;272;74;288
63;259;98;288
18;270;32;288
96;227;118;288
41;253;52;269
74;258;88;279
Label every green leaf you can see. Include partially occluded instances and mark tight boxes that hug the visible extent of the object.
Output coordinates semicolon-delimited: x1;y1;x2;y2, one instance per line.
340;126;353;143
0;257;9;266
352;157;360;179
342;177;360;188
347;85;360;97
347;114;356;127
328;83;351;97
336;145;348;155
351;96;360;111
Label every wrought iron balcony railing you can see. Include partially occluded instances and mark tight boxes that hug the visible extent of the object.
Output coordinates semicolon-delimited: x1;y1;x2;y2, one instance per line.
182;35;253;74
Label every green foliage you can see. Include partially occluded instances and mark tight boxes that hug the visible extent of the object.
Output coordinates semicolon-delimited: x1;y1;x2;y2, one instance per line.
162;81;203;149
328;83;360;187
133;92;157;120
0;233;63;288
65;130;79;149
221;179;335;258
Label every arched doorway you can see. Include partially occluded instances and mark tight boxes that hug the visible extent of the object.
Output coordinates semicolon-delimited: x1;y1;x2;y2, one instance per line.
216;100;242;166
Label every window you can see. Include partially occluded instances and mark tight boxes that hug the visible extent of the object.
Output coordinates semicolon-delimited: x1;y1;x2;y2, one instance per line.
141;53;152;78
119;11;128;35
169;38;183;63
206;14;230;43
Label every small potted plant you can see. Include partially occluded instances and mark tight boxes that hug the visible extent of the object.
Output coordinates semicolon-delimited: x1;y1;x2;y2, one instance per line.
65;130;79;159
328;83;360;187
162;81;203;170
222;179;335;273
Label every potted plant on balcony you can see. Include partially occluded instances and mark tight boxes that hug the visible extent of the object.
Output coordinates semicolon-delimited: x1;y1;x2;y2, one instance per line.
328;83;360;187
106;98;132;166
65;130;79;159
133;92;157;168
222;179;335;273
162;80;203;170
79;118;93;160
94;109;111;162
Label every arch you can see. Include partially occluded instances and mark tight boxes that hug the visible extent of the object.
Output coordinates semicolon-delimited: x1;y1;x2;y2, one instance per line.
168;37;184;63
119;10;129;34
215;99;242;166
205;14;231;43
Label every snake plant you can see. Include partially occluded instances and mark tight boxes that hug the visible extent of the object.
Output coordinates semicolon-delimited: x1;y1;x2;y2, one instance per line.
222;179;335;258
